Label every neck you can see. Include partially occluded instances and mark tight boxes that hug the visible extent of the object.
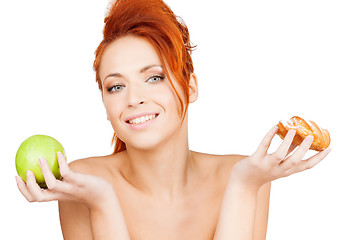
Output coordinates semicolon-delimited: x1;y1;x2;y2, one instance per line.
119;120;198;204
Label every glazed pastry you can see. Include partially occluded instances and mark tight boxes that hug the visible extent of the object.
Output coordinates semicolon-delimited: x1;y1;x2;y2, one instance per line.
276;116;331;151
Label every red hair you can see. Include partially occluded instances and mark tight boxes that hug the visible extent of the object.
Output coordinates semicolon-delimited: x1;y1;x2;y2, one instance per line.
93;0;196;154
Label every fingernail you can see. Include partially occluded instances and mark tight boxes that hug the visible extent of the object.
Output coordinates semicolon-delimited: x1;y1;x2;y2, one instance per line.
57;152;62;158
306;135;314;142
324;147;332;154
289;130;296;135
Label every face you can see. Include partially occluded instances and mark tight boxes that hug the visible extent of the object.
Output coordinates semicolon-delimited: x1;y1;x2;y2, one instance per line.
99;35;186;150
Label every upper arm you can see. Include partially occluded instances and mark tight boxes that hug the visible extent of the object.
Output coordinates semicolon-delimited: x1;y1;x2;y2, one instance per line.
58;159;94;240
59;200;93;240
221;154;271;240
253;181;271;240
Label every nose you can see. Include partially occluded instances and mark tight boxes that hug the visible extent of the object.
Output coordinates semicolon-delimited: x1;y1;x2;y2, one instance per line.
128;100;144;108
127;85;145;108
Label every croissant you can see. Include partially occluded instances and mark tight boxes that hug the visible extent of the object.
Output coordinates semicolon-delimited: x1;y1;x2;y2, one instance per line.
276;116;331;151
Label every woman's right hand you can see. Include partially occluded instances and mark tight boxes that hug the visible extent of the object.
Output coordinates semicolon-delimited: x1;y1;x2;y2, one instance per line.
17;152;131;239
15;152;116;210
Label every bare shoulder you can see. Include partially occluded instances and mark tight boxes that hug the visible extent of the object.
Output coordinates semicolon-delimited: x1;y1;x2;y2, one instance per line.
191;150;247;175
218;154;248;166
68;155;110;172
67;152;124;179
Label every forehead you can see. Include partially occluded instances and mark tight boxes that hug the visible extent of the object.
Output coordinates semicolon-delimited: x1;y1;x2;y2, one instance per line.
100;35;161;76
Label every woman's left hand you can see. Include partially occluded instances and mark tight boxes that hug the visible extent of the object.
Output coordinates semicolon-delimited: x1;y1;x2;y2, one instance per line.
231;126;332;190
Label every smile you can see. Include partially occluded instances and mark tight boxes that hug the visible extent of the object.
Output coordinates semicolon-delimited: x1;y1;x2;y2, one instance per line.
127;114;159;124
125;113;160;130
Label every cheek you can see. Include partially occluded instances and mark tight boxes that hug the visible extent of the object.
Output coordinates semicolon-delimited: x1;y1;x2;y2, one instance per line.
167;81;186;115
103;95;123;120
155;84;182;115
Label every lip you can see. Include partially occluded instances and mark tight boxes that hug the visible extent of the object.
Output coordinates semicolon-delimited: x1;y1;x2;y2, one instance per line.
124;112;160;122
125;113;160;130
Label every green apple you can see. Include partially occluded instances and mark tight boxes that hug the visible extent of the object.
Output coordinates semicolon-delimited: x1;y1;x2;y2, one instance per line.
15;135;66;188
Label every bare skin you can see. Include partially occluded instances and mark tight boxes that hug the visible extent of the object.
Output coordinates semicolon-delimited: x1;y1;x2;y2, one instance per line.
213;128;331;239
16;35;331;239
58;150;270;240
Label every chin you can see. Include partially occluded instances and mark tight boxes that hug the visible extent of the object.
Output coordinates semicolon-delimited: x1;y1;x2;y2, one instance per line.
117;120;182;151
125;131;178;152
126;143;161;152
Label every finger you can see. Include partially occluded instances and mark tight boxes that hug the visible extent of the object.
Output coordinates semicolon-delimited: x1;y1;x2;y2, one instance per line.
25;170;75;202
16;176;34;202
39;188;75;202
26;170;45;201
37;152;82;196
300;147;332;171
57;152;71;180
57;152;85;186
280;135;314;169
40;156;79;196
289;135;314;161
254;126;279;157
272;130;296;161
39;157;58;190
286;143;298;156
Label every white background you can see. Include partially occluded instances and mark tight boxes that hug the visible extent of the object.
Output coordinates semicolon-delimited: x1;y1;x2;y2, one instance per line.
1;0;338;239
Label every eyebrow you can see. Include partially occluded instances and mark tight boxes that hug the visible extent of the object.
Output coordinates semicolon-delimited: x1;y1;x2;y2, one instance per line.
103;64;163;82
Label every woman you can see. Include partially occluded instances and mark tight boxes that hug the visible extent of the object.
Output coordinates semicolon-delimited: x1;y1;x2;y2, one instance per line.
15;0;331;239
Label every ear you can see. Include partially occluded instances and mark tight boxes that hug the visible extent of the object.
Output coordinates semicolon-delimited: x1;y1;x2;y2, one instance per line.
188;73;198;103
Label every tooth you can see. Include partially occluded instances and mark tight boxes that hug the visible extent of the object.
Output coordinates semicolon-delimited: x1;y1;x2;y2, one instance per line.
148;115;154;121
129;114;157;124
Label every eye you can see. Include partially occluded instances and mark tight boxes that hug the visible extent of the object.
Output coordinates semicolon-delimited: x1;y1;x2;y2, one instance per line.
107;84;124;93
147;75;165;84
